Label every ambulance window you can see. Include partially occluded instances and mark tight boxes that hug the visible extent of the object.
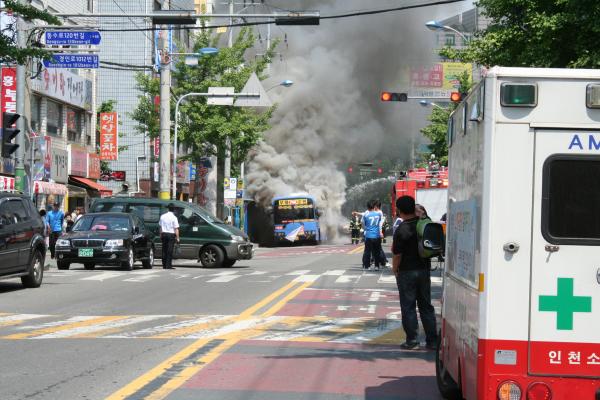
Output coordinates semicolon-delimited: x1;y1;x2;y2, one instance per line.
542;157;600;243
455;105;465;136
447;117;454;148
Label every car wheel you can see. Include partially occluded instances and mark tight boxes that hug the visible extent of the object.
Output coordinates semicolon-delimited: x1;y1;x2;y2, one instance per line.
436;334;463;400
57;260;70;270
121;248;135;271
199;245;224;268
84;263;95;270
21;250;43;288
223;259;236;268
142;247;154;269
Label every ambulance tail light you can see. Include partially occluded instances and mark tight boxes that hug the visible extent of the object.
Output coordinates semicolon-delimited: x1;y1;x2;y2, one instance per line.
500;83;537;107
526;382;552;400
498;381;522;400
586;84;600;108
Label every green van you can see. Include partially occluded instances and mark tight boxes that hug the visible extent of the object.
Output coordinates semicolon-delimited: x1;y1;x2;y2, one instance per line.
89;198;253;268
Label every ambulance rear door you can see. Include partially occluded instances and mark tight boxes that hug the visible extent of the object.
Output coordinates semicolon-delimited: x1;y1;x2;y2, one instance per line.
529;129;600;378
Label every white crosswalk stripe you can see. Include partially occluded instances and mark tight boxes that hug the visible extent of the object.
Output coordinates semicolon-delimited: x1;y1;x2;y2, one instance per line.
0;314;50;325
32;315;167;339
206;275;240;283
80;272;125;281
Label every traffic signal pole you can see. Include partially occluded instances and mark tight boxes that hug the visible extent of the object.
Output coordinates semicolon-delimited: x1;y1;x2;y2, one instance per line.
15;10;26;193
158;3;171;200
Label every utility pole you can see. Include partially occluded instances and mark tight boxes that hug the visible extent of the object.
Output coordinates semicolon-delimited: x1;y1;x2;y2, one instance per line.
14;5;26;193
223;0;233;181
158;1;171;200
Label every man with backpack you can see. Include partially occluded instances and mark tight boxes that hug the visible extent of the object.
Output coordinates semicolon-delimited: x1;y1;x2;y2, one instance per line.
392;195;438;350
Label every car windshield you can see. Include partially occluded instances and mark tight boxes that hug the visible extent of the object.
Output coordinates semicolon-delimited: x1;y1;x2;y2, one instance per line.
188;204;223;224
73;215;131;232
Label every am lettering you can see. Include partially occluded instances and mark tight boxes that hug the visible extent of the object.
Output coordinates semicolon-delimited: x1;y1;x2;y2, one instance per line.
568;134;600;150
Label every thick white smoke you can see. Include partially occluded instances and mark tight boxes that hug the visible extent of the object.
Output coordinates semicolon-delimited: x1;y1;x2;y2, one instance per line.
246;1;467;239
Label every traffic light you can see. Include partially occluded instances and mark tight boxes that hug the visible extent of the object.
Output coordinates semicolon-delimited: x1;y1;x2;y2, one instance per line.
381;92;408;102
2;112;20;157
450;92;464;103
347;166;353;173
377;167;383;174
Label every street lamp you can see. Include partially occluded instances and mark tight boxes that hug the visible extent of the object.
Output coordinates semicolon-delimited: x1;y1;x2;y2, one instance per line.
425;20;468;41
419;100;446;110
266;79;294;92
172;48;220;200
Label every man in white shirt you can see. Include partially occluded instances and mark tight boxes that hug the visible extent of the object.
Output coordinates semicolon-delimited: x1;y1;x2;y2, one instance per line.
159;203;180;269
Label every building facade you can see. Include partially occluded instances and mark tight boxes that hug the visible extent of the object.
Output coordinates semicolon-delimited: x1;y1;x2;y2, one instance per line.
0;0;107;212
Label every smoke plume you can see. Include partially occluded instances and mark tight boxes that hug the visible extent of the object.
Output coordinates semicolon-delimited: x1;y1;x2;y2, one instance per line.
246;0;467;239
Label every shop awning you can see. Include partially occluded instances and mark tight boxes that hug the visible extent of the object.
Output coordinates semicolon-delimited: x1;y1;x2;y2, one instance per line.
34;181;68;195
69;176;113;196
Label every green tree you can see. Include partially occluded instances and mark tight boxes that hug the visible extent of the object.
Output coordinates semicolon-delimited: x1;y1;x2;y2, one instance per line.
440;1;600;68
419;71;472;165
0;0;61;64
172;27;277;206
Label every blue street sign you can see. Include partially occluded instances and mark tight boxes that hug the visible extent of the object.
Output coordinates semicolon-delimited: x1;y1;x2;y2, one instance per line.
45;31;102;45
43;54;99;69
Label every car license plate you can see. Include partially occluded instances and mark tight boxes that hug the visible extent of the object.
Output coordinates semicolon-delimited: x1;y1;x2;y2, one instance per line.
78;248;94;257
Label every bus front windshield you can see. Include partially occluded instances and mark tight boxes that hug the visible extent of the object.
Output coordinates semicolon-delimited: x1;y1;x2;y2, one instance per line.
273;198;315;224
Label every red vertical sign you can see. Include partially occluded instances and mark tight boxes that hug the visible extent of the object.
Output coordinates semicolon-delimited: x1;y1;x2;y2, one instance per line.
99;112;118;161
1;67;17;126
153;137;160;158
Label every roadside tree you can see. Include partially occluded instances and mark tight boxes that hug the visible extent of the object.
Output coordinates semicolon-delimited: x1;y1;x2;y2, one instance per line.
439;0;600;68
0;0;60;64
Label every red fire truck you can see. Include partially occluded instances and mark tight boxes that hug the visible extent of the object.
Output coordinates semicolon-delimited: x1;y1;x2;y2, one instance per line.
390;167;449;221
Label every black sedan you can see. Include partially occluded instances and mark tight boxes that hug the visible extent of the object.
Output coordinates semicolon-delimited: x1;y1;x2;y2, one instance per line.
54;212;155;271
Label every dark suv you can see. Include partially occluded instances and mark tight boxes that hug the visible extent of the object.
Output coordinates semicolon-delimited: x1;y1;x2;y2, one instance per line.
0;193;46;288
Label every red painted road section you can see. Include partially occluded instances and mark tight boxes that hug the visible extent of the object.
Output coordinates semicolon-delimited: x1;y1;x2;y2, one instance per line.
166;284;442;400
184;340;438;398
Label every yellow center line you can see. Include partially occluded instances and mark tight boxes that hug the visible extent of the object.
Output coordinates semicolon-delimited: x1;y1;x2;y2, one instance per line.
349;245;365;254
106;279;310;400
2;316;128;340
148;317;233;340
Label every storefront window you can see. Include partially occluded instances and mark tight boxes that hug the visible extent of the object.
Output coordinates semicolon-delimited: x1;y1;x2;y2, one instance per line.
47;100;63;136
67;108;83;143
30;96;41;134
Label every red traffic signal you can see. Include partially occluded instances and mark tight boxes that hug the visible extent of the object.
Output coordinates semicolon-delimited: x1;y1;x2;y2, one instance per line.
450;92;463;102
347;166;353;173
381;92;408;102
377;167;383;174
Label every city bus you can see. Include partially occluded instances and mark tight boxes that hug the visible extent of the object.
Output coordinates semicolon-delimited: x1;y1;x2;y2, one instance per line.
272;194;322;245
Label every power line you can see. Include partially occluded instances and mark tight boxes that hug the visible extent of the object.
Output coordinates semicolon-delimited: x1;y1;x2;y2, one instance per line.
84;0;465;33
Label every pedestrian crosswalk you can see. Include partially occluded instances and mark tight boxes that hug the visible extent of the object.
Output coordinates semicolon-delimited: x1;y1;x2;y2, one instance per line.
0;311;409;343
43;267;434;287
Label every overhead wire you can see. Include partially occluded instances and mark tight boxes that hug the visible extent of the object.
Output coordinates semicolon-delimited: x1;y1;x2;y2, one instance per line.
72;0;466;33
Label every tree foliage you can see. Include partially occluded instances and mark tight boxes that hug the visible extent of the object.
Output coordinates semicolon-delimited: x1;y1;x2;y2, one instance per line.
419;71;472;165
440;0;600;68
130;73;160;139
172;27;277;170
0;0;61;64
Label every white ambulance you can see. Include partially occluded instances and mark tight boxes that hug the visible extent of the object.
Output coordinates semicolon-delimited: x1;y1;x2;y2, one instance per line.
437;67;600;400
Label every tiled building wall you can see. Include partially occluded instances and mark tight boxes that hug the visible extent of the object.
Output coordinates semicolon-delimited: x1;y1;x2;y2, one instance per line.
97;0;154;193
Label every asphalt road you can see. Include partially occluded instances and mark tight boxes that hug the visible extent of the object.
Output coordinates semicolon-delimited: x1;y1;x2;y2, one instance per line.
0;244;443;400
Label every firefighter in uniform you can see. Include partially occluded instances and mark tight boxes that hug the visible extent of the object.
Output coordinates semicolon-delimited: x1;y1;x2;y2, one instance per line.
350;214;362;245
381;216;390;244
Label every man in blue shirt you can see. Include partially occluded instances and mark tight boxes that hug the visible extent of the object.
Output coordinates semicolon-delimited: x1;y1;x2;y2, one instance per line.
46;202;64;259
361;200;385;270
